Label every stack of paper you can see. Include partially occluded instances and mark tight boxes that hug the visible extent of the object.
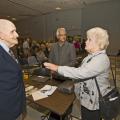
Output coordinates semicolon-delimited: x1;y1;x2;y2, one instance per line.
32;84;57;101
25;85;34;92
32;91;48;101
40;85;57;96
25;85;38;96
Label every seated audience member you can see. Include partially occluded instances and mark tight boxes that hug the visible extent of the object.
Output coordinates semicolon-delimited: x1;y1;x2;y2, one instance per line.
73;36;81;55
35;46;48;64
117;49;120;56
23;37;31;57
27;50;38;66
41;43;49;58
44;27;112;120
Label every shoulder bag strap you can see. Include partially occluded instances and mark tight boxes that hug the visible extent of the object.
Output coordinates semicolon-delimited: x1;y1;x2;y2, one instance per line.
94;64;117;99
94;77;103;99
110;62;117;88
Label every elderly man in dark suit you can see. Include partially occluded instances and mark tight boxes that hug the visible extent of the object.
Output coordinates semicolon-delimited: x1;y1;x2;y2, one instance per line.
0;19;26;120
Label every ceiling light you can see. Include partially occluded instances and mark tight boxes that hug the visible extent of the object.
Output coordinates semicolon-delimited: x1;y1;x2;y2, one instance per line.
12;18;17;21
55;7;61;10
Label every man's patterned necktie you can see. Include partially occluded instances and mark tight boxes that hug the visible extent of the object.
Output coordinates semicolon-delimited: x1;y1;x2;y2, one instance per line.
9;50;17;62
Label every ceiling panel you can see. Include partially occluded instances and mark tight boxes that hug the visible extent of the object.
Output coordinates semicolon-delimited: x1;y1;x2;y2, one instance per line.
0;0;111;21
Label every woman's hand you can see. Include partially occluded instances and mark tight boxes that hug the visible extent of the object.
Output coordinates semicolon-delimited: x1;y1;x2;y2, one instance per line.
44;62;59;72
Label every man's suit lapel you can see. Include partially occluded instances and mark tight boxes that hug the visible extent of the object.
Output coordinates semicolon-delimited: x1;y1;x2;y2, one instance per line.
0;46;20;68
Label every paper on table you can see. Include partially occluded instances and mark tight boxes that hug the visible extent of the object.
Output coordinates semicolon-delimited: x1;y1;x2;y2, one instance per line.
25;85;34;92
40;85;52;91
43;86;57;96
26;88;38;97
32;90;48;101
37;75;45;78
40;85;57;96
31;85;57;101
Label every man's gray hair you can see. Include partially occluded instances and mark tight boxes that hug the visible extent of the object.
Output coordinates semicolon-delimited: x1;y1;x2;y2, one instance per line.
56;28;66;37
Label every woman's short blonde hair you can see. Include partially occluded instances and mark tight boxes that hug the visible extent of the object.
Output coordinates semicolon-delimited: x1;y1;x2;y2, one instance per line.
87;27;109;50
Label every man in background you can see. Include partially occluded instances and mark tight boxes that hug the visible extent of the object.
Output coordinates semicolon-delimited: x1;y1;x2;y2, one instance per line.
49;27;76;80
49;27;76;66
0;19;26;120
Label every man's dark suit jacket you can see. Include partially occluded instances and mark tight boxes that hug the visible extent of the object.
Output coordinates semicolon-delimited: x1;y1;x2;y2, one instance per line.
0;45;26;120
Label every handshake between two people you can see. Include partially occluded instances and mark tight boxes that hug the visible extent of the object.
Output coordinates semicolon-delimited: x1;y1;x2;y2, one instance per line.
44;62;59;73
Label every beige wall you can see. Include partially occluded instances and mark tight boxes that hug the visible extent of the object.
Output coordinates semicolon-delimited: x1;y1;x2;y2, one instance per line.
81;0;120;55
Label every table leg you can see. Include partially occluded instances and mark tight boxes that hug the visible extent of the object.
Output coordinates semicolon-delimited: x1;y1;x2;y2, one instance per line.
60;116;62;120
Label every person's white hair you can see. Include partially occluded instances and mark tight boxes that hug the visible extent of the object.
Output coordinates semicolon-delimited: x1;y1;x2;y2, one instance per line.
56;28;66;37
87;27;109;50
